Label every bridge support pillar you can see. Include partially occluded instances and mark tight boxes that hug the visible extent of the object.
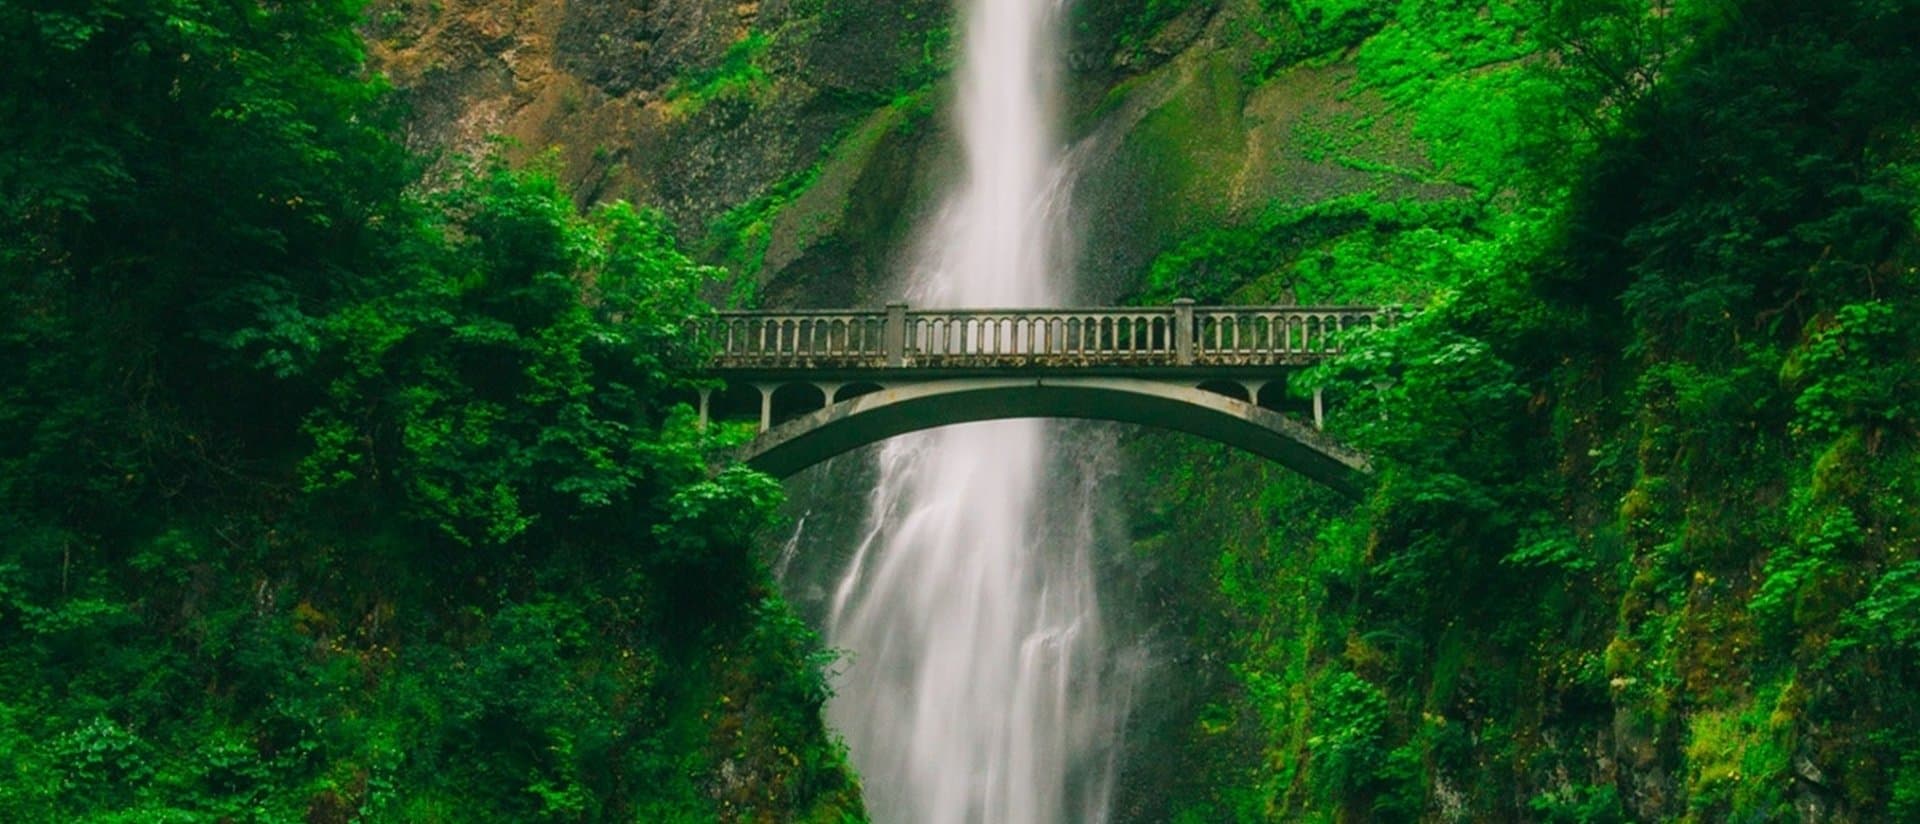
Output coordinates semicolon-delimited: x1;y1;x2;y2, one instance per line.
697;388;712;430
756;384;773;433
1313;387;1325;431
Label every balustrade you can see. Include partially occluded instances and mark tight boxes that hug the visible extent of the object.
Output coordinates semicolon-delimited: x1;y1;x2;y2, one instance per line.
1192;307;1388;363
902;309;1174;365
700;303;1395;371
706;311;889;365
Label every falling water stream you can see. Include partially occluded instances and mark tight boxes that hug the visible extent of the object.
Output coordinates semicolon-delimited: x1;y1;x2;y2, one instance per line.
820;1;1138;822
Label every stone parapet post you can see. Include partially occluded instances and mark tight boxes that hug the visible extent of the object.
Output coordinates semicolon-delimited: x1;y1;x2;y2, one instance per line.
1173;298;1195;365
885;303;908;367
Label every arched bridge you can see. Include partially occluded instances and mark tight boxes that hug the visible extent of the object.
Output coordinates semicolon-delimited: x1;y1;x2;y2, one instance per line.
696;300;1397;497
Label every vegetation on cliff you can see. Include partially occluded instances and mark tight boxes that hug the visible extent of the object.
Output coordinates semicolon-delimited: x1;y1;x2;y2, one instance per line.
1122;0;1920;820
1;1;860;820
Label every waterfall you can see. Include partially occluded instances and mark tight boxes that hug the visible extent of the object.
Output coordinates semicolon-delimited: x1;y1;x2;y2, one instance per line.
820;1;1137;822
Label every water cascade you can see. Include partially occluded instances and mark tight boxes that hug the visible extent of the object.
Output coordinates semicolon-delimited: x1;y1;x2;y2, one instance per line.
820;0;1137;822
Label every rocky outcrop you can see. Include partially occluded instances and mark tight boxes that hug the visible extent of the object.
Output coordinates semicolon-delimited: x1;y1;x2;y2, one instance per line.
366;0;1446;307
364;0;945;279
1065;1;1458;301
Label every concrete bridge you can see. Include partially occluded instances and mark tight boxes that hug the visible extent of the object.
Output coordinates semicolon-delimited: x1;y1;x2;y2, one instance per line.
696;301;1397;497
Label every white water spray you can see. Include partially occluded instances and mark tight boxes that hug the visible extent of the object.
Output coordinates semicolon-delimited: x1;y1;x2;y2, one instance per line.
822;1;1135;822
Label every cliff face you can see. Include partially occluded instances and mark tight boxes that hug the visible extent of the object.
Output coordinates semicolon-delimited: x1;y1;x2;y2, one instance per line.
365;0;948;305
363;0;1431;306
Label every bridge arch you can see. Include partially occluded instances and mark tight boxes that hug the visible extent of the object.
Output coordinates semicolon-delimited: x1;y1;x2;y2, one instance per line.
766;382;827;426
737;377;1371;498
1196;379;1254;403
834;381;885;404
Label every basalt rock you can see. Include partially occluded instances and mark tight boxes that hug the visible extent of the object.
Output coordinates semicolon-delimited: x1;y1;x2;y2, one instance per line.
365;0;946;274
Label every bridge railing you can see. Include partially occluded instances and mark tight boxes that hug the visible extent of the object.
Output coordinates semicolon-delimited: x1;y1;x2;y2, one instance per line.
905;308;1176;366
1193;307;1389;364
705;311;892;367
702;302;1397;370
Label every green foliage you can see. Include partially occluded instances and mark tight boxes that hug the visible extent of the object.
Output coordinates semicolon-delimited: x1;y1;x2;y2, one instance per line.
704;163;825;291
1250;0;1390;74
1789;302;1920;438
666;31;774;117
1528;784;1628;823
1752;496;1861;640
1138;196;1480;305
1843;562;1920;657
699;87;934;292
0;1;864;820
1305;671;1391;800
1135;0;1920;820
302;159;723;548
891;16;956;94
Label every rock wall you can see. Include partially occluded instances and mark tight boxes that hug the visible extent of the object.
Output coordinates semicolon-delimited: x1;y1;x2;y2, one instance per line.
365;0;951;305
365;0;1436;307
